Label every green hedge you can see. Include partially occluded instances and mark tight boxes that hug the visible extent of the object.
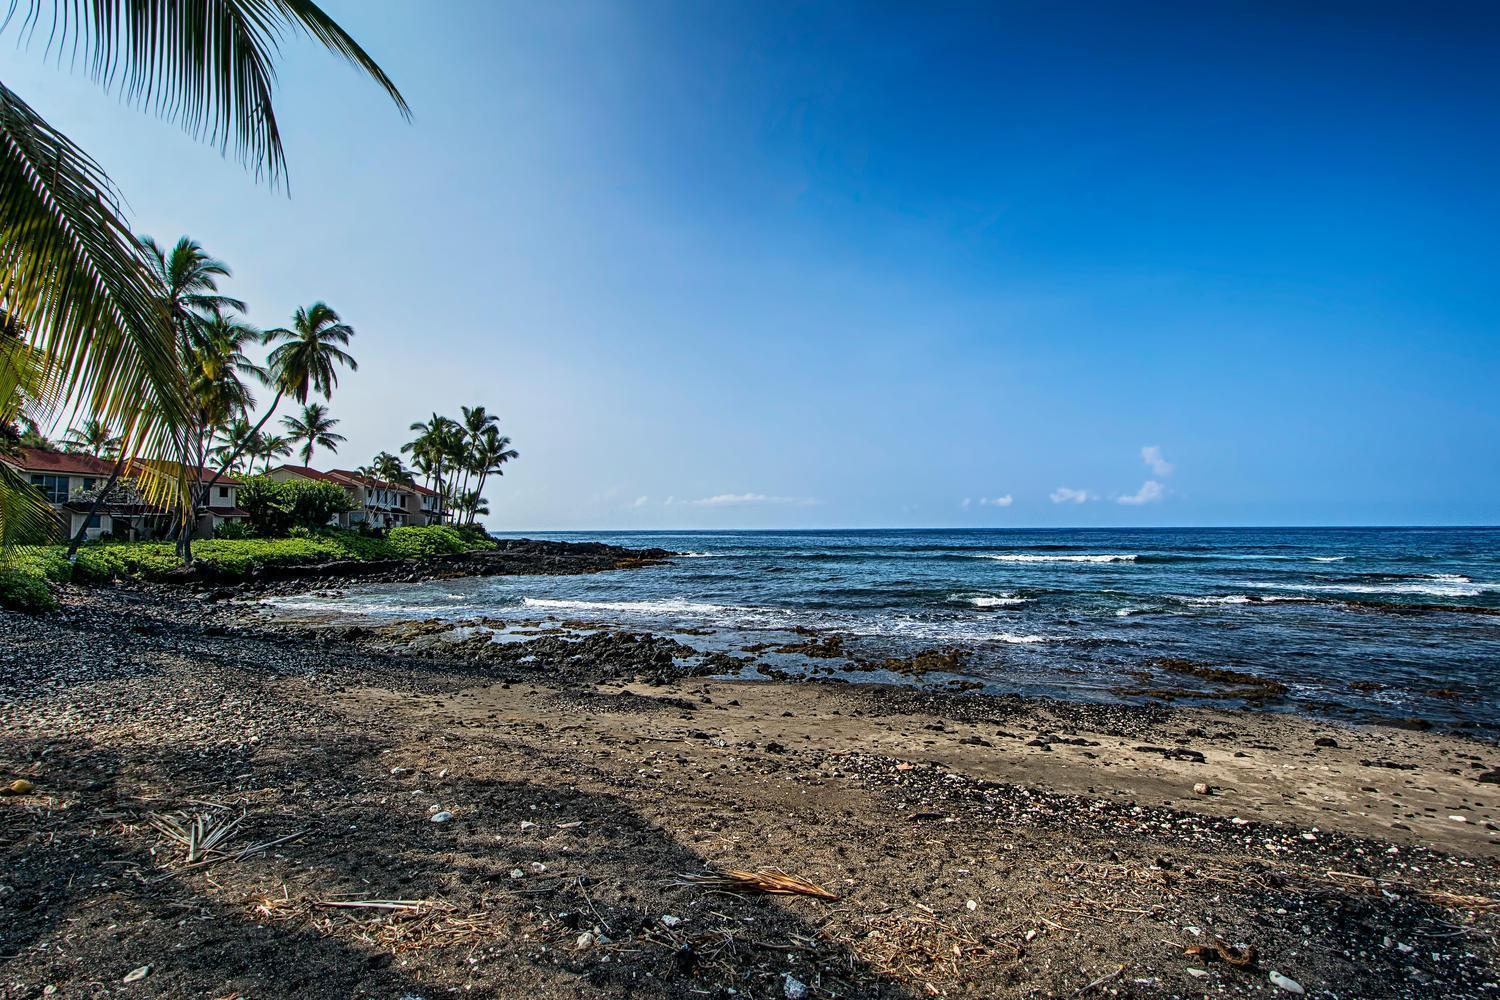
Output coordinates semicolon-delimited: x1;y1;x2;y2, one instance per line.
0;567;58;612
0;526;497;608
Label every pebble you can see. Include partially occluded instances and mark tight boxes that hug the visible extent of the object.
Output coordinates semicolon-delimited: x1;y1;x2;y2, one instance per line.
123;966;150;983
783;974;808;999
1269;970;1305;994
430;811;453;823
661;914;682;927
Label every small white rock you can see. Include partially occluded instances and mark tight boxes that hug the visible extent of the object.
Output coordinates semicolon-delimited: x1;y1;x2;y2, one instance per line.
1186;967;1209;978
520;820;536;831
783;974;808;1000
965;899;977;911
661;914;682;927
430;811;453;823
509;868;523;879
123;966;150;983
575;932;594;949
1269;970;1305;994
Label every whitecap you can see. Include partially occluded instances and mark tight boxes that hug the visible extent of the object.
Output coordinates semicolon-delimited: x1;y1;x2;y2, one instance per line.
1243;579;1495;599
951;592;1027;607
1309;556;1346;562
523;597;741;615
976;553;1137;564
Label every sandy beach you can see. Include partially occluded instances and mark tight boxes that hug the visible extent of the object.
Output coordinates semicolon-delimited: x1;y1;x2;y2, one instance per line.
3;555;1497;998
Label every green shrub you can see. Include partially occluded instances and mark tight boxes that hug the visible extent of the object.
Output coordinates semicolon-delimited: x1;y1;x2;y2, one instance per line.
214;520;253;540
13;525;494;587
0;567;58;612
237;475;354;536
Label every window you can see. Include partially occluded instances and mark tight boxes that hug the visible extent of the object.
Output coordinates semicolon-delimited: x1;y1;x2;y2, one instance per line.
86;514;101;529
82;477;97;491
29;474;69;503
217;486;230;500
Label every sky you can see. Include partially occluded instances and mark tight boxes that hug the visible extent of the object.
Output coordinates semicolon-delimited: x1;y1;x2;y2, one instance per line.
5;1;1498;528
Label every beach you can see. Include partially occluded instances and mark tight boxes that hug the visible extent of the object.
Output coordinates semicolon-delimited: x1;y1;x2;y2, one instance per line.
2;547;1498;998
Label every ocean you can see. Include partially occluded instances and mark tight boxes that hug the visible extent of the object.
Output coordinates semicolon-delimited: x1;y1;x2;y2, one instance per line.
266;527;1500;731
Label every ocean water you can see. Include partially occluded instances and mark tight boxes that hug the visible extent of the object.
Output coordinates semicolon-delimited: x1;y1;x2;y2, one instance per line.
266;527;1500;731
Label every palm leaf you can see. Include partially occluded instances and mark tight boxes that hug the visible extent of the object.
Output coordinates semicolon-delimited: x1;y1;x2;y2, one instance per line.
0;80;189;512
5;0;410;186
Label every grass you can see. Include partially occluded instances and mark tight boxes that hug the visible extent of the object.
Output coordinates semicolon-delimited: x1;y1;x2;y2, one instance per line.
0;525;496;612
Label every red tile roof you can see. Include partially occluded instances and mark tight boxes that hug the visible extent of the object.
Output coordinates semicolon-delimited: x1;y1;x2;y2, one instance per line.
7;447;115;477
272;464;338;483
128;460;240;486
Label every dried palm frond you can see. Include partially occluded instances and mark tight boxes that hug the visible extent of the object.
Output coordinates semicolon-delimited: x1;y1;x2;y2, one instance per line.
675;866;840;901
149;810;246;863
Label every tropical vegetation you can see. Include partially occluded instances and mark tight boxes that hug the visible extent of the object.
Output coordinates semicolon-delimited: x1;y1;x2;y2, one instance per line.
0;1;407;561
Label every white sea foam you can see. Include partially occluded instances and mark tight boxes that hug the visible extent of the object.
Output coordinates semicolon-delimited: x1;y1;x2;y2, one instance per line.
977;553;1137;564
1309;556;1346;562
1183;594;1253;605
676;551;717;558
1244;578;1495;599
952;593;1027;607
262;598;468;616
523;597;742;615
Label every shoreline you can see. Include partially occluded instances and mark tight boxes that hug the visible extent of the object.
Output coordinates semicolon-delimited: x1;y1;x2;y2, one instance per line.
2;574;1498;997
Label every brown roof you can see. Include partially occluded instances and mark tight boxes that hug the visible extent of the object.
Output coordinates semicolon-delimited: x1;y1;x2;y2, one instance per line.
272;464;338;483
128;460;241;486
329;469;419;494
7;447;115;477
275;463;436;497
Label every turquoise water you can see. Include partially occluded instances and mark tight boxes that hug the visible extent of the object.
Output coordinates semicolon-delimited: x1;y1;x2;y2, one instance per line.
269;527;1500;731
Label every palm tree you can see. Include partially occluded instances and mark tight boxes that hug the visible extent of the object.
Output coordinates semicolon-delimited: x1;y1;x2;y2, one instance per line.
258;434;294;473
456;405;499;496
0;2;406;556
139;236;245;349
60;418;121;459
402;414;462;523
283;403;346;466
212;416;257;475
206;302;357;487
466;427;518;524
364;451;414;485
180;312;264;537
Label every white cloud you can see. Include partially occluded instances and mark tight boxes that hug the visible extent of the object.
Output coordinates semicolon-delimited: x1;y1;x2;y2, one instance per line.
1118;480;1165;505
667;492;818;507
1141;445;1174;477
631;495;649;508
960;497;973;509
1050;487;1095;504
979;495;1013;507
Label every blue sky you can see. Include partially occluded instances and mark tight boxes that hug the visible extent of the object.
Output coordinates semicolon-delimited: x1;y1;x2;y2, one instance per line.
6;1;1497;527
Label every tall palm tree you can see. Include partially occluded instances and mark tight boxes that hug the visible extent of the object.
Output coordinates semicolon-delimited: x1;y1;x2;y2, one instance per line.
456;404;499;496
212;417;258;475
60;418;122;459
0;2;406;556
206;302;356;487
402;414;461;523
283;403;345;466
258;435;294;473
139;236;245;349
181;312;263;530
466;427;518;524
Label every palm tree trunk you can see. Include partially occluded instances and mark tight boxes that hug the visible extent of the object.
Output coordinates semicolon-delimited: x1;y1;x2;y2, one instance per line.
197;386;284;504
65;455;127;557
